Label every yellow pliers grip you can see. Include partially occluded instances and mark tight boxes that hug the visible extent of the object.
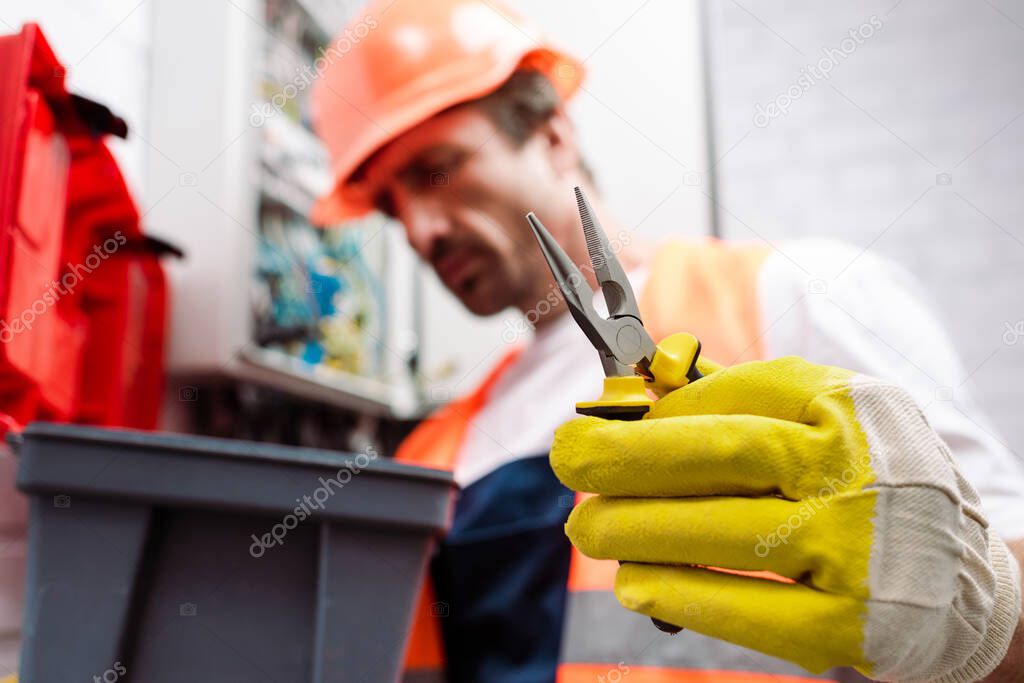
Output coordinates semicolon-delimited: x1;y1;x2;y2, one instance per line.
575;333;703;419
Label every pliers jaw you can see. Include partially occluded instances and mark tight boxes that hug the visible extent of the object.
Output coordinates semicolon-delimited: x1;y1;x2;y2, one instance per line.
526;187;657;380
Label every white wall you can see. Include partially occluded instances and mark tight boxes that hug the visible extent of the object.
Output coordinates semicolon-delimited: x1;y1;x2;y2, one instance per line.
705;0;1024;455
514;0;712;240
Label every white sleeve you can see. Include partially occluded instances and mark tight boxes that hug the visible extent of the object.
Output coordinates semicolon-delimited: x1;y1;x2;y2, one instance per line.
757;239;1024;541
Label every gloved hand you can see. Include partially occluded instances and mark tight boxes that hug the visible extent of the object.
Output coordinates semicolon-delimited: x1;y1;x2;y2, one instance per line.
551;354;1021;682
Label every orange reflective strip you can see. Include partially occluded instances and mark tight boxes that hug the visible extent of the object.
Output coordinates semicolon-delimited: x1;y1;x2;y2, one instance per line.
639;239;770;365
558;664;822;683
567;546;618;591
712;567;795;583
395;347;523;470
403;582;445;670
393;398;475;471
567;492;617;591
397;347;523;674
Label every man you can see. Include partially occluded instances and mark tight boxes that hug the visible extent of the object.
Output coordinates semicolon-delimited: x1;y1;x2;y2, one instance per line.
310;1;1024;681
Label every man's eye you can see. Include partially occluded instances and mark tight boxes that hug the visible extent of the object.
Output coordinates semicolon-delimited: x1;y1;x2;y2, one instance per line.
396;150;468;191
422;153;466;186
373;190;396;218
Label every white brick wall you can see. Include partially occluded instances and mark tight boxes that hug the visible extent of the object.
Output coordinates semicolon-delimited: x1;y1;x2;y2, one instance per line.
706;0;1024;456
514;0;712;240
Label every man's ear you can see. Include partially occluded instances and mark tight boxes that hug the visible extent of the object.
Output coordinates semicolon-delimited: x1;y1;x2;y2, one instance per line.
537;108;580;178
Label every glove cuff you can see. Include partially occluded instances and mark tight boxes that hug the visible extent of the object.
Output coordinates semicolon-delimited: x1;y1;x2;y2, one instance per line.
933;535;1021;683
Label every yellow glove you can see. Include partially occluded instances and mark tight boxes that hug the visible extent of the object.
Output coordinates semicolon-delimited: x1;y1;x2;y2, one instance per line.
551;354;1021;681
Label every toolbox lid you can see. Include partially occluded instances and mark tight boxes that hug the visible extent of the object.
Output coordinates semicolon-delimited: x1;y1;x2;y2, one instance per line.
13;422;455;532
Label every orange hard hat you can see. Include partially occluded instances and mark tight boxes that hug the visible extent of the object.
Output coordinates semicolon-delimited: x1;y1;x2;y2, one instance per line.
309;0;584;226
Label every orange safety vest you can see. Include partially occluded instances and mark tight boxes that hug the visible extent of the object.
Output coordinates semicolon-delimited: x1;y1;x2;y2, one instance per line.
396;240;834;682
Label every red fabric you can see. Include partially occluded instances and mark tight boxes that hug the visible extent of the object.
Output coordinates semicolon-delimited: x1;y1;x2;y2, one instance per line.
74;250;167;428
0;23;166;435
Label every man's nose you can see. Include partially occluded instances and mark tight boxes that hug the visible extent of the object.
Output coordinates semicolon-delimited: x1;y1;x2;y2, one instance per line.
396;193;452;258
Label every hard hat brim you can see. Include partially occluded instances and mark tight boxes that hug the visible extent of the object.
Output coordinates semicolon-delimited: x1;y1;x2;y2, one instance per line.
310;47;584;227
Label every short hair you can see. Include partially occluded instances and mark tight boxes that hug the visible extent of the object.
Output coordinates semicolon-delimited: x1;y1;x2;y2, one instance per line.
350;69;595;187
470;69;595;185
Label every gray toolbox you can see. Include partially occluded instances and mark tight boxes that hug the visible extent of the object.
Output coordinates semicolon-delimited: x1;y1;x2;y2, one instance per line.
11;422;454;683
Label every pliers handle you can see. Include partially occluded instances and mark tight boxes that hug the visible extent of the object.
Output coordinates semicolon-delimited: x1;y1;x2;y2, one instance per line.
575;332;704;421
